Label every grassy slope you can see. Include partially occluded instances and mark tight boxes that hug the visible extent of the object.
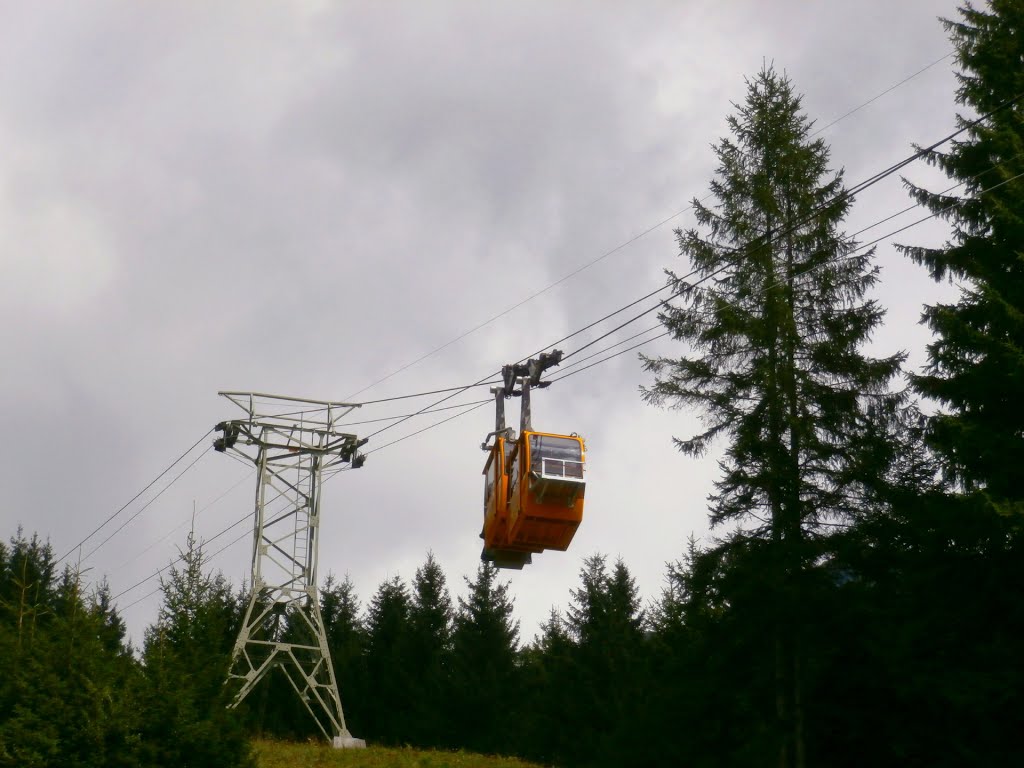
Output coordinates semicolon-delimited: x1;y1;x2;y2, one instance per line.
253;739;549;768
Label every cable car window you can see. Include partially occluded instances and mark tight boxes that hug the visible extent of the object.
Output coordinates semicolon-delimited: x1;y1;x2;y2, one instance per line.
508;448;520;497
484;456;497;509
529;435;583;479
503;441;515;474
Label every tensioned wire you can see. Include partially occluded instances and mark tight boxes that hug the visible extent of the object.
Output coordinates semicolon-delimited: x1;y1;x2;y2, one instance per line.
340;50;958;402
100;77;1019;606
109;160;1024;608
549;166;1024;385
81;106;1023;586
552;149;1024;372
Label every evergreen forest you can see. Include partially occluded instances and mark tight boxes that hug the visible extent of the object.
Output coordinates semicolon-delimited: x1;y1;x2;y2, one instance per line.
2;3;1023;766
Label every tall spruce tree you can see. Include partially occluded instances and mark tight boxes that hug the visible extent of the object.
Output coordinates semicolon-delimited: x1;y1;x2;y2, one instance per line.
564;556;646;768
0;532;140;768
138;531;251;768
643;67;903;768
406;553;454;747
518;608;575;766
319;574;367;738
899;0;1024;513
362;575;412;745
450;562;519;755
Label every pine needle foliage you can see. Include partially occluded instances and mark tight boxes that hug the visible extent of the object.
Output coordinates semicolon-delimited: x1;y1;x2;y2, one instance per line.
898;0;1024;513
643;66;905;768
643;66;905;537
450;563;520;755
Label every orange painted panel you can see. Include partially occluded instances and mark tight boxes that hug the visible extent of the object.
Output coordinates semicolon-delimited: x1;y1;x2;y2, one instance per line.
482;437;541;564
507;431;585;552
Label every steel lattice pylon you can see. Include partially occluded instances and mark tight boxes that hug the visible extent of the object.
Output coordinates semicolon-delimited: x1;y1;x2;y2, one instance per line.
215;391;367;748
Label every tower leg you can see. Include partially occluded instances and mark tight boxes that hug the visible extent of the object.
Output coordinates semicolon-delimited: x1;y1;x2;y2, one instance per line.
228;590;363;746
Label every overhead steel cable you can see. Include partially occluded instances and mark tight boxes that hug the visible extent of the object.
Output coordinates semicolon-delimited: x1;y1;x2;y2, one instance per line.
117;524;253;611
113;485;311;605
364;400;494;455
342;90;1024;414
360;371;502;441
336;399;493;428
556;96;1024;365
241;80;1022;432
109;468;255;575
111;508;252;602
551;166;1024;385
350;108;1008;447
354;154;1024;462
355;382;502;406
559;296;675;364
337;51;966;402
810;51;954;138
342;207;692;402
108;80;1018;614
80;446;212;563
554;324;665;374
550;332;672;384
115;166;1024;613
56;428;214;565
692;91;1024;263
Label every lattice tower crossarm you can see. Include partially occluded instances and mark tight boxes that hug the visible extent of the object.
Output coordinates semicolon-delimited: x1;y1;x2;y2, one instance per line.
214;391;367;748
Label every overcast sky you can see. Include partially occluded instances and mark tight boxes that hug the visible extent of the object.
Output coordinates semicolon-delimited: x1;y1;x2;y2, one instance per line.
1;0;967;648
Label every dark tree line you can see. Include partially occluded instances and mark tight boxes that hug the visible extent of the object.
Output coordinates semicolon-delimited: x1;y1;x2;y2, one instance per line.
2;3;1022;766
0;530;251;768
635;2;1024;765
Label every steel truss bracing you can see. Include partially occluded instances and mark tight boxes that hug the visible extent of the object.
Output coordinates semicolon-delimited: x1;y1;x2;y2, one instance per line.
215;391;367;748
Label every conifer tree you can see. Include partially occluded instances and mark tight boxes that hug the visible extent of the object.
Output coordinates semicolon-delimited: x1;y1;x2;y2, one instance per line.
450;563;519;754
564;556;646;767
138;531;251;768
899;0;1024;513
406;553;454;747
643;67;903;767
518;608;575;766
319;574;367;737
0;533;139;768
362;575;412;745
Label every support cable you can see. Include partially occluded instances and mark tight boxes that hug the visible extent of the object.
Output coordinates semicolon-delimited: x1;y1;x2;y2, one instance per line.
340;51;960;401
56;428;214;565
117;525;252;612
350;161;1024;460
109;468;255;575
80;447;211;563
810;51;954;137
109;81;1019;611
551;166;1024;383
115;166;1023;611
292;87;1024;420
557;105;1024;365
111;508;252;602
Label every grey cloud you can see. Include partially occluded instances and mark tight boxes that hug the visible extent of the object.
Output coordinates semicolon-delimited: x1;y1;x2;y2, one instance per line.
0;0;966;642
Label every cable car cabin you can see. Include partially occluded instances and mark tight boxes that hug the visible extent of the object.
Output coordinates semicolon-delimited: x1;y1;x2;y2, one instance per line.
482;435;538;570
506;431;585;552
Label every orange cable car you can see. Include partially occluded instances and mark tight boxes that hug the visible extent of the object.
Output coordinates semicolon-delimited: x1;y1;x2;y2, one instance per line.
480;351;585;569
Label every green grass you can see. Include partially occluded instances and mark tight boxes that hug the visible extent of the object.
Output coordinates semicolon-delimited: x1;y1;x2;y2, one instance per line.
253;739;550;768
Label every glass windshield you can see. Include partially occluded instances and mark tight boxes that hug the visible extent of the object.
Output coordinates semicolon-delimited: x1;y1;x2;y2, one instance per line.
529;434;582;475
484;454;497;511
503;440;515;474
